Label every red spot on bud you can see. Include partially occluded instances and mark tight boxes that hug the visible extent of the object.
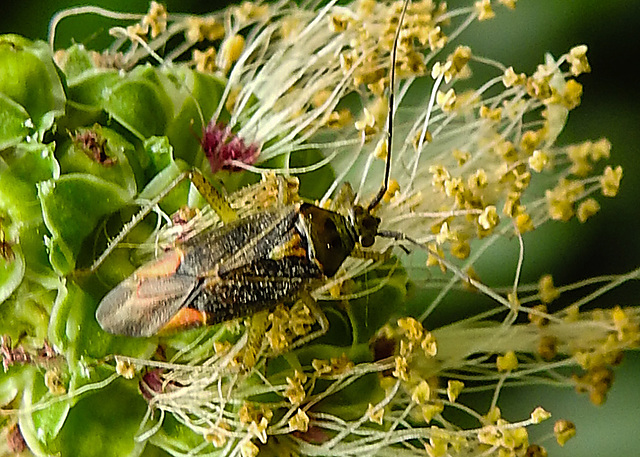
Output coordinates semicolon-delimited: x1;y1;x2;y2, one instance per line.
139;369;165;401
7;424;27;454
293;426;330;444
201;122;259;173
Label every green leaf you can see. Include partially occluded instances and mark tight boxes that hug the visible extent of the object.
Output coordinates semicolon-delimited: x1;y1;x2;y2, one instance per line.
57;43;95;82
0;171;39;225
15;366;54;457
163;67;225;165
0;142;60;280
0;35;65;134
0;280;56;341
0;92;32;149
0;143;60;228
0;363;29;406
52;377;148;457
18;223;56;281
103;67;173;140
38;174;131;274
28;370;71;445
137;158;190;215
144;136;174;176
104;79;169;139
0;242;25;304
150;414;210;456
3;141;60;183
57;126;138;198
66;70;120;109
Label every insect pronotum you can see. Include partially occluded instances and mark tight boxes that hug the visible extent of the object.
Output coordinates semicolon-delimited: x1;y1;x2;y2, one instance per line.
95;1;413;338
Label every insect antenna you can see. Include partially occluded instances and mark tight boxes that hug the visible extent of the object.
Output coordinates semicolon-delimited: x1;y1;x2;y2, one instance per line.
366;0;411;214
364;0;428;252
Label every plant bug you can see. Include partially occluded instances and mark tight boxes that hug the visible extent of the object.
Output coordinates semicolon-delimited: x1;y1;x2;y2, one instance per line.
95;1;413;340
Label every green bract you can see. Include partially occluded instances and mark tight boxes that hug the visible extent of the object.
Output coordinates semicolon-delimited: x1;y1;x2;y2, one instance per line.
0;242;24;303
0;35;65;136
103;70;172;140
0;92;31;150
39;175;131;274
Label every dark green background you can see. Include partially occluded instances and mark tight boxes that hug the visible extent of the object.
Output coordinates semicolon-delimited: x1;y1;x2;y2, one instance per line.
2;1;639;456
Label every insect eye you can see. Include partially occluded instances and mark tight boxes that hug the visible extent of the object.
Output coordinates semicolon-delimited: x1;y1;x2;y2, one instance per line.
360;234;375;248
362;214;379;231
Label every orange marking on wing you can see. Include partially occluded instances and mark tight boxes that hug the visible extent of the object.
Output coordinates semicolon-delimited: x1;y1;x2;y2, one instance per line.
159;307;208;333
136;248;185;279
270;233;307;260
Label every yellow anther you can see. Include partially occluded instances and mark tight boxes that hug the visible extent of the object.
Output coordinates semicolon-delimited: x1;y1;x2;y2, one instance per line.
220;34;245;73
577;198;600;222
538;274;560;304
475;0;495;20
447;380;464;402
502;66;526;87
496;351;518;371
529;149;550;172
288;409;310;432
600;165;622;197
567;44;590;76
554;420;576;446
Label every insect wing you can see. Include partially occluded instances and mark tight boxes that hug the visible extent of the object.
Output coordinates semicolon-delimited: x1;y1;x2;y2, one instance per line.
97;204;329;336
97;206;303;336
177;206;324;322
190;256;322;324
96;249;198;337
177;206;298;276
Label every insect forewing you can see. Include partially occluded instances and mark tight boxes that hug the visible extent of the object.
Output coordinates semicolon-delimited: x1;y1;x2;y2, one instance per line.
96;206;307;337
96;249;198;337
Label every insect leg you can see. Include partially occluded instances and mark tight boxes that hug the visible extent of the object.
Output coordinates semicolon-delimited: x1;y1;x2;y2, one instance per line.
188;168;237;224
350;245;394;262
238;309;271;369
376;230;424;254
283;290;329;351
331;182;356;212
89;170;193;272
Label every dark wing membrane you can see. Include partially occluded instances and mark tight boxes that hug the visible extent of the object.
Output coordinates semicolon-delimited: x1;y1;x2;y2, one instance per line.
177;206;300;276
188;257;323;324
97;205;310;335
96;271;198;337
